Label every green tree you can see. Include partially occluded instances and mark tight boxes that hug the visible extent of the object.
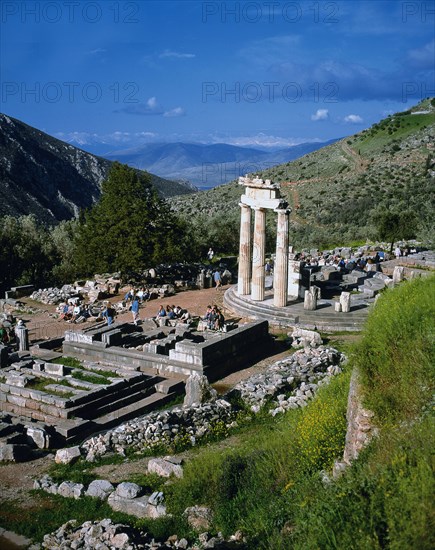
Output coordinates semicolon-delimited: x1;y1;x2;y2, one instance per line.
0;215;53;293
49;219;80;283
372;209;418;252
74;163;190;276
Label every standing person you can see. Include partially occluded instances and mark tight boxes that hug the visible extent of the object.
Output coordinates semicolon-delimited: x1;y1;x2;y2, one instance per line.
394;246;401;259
213;269;222;290
131;296;140;325
102;303;115;326
207;247;214;262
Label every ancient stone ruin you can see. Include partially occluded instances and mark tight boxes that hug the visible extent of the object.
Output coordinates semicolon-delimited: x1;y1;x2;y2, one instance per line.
0;318;269;457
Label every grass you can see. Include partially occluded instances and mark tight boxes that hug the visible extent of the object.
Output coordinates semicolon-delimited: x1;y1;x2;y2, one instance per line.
70;370;110;385
0;492;181;543
53;356;82;368
1;278;433;547
55;356;120;384
25;376;77;396
165;369;350;542
355;275;435;424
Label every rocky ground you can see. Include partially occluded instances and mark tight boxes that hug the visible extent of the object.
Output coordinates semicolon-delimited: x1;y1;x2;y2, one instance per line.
0;284;290;512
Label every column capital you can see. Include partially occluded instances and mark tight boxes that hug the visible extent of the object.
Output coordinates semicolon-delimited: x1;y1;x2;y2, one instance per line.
274;207;292;215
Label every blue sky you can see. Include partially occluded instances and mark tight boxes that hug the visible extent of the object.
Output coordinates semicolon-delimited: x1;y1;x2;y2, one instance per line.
1;0;434;149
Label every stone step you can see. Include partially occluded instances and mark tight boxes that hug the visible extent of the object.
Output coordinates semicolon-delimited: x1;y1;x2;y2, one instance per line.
224;286;369;331
68;376;163;420
76;386;157;420
92;391;178;430
154;377;185;395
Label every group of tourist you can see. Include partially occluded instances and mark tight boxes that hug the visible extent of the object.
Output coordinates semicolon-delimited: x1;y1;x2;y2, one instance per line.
154;304;192;326
57;301;91;323
124;287;151;303
203;304;225;331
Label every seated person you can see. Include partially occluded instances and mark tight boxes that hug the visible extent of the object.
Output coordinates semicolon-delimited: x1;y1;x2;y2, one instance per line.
203;305;212;322
136;288;144;302
216;308;225;330
179;309;192;324
71;302;82;323
156;305;166;318
207;306;218;330
58;303;69;320
166;305;176;320
0;324;9;344
143;288;151;301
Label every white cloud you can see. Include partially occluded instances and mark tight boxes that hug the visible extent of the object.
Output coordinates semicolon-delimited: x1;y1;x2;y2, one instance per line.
87;48;106;55
159;49;195;59
115;97;164;116
146;97;159;110
163;107;186;118
406;39;435;69
311;109;329;121
344;114;363;123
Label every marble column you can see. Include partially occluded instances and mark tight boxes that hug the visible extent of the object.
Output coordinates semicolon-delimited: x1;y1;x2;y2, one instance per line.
251;207;266;301
237;203;252;295
273;208;290;307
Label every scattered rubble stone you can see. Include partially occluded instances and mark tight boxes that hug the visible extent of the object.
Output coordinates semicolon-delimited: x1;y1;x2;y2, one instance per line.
231;345;345;416
40;518;246;549
81;399;236;461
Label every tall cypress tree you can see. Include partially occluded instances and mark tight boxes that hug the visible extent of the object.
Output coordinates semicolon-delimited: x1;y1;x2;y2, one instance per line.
75;163;162;275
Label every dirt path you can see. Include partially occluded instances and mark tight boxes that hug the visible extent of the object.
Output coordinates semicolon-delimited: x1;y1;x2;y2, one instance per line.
341;142;368;174
21;283;238;343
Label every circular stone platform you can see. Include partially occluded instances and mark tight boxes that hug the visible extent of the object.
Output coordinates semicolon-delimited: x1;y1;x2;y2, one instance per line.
224;285;372;332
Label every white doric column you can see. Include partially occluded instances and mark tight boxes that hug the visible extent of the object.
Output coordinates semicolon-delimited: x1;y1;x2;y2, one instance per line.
251;207;266;301
273;208;290;307
237;203;252;295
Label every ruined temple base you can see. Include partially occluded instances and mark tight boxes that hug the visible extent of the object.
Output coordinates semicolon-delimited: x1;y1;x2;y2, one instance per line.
224;285;371;332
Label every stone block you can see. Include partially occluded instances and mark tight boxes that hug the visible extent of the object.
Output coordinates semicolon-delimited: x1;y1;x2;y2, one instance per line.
0;443;31;462
58;481;84;499
40;404;62;418
340;292;351;313
85;479;115;500
148;457;184;479
102;329;123;346
32;361;45;372
183;506;213;532
26;426;51;449
115;482;142;499
107;493;151;518
183;373;217;408
45;363;65;376
304;289;317;311
55;446;81;465
6;394;27;408
393;265;405;284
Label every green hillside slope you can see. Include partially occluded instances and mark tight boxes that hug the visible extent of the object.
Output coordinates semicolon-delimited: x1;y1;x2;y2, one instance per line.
170;98;434;248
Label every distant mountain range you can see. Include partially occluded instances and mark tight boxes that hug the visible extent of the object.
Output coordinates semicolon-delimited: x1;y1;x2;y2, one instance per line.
102;140;340;188
0;114;195;223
